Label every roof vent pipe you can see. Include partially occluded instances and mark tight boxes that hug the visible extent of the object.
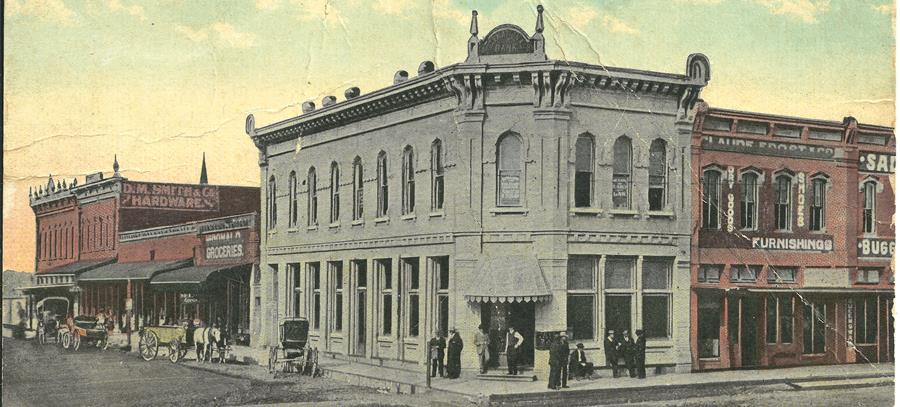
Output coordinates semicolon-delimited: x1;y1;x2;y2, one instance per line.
322;96;337;107
394;70;409;85
301;101;316;113
344;87;361;99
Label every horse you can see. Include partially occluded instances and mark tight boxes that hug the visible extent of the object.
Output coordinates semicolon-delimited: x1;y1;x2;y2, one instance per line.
192;326;221;363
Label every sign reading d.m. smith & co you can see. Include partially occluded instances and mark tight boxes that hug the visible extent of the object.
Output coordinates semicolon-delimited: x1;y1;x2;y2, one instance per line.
702;135;840;160
121;181;220;211
751;236;834;252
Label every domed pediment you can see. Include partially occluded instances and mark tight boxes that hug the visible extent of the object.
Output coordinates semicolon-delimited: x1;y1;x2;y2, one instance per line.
481;24;532;56
464;6;547;64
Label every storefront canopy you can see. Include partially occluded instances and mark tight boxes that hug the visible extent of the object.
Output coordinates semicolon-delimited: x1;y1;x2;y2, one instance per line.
465;255;552;303
149;262;252;291
39;259;115;275
77;259;192;282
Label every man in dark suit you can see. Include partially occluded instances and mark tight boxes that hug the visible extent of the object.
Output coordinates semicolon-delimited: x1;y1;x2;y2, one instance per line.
569;343;594;379
603;329;619;378
556;332;570;388
634;329;647;379
447;328;464;379
428;330;446;377
620;329;636;378
548;334;562;390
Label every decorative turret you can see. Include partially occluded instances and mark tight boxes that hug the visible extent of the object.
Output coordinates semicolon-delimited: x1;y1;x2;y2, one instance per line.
199;152;209;185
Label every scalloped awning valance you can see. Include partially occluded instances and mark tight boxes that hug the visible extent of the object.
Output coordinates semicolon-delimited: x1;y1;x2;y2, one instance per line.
464;255;552;303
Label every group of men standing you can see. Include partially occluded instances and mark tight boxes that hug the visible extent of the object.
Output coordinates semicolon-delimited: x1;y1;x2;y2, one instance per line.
547;332;594;390
548;328;647;389
428;328;464;379
604;329;647;379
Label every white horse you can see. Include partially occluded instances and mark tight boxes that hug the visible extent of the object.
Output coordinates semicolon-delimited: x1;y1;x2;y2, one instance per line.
192;326;221;363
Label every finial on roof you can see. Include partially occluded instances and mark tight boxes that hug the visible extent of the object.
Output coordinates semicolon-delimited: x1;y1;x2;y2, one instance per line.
470;10;479;36
39;185;43;196
47;174;54;192
72;178;78;187
200;152;209;185
62;180;67;189
113;154;120;175
29;186;32;197
535;5;544;34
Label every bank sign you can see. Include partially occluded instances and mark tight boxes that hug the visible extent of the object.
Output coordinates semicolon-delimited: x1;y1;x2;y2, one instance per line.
702;135;840;160
858;152;895;174
203;230;246;261
857;238;895;258
121;181;220;211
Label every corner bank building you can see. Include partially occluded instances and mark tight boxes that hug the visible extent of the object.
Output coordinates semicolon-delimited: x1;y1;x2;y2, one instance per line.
249;7;710;374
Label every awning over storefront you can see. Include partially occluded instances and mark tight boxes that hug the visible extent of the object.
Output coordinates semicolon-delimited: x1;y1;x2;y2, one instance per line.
77;259;192;282
149;262;252;291
465;255;552;303
38;259;115;275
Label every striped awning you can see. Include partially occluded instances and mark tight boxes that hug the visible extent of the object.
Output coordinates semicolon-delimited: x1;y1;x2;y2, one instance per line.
465;255;552;303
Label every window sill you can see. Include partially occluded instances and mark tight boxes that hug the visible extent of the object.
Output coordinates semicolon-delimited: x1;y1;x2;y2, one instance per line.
267;230;277;235
607;209;639;218
400;213;417;221
646;339;674;348
570;208;603;216
489;207;528;215
374;216;390;224
330;332;344;339
428;211;445;218
328;222;340;229
646;210;675;219
287;227;299;233
306;225;318;231
376;336;394;343
351;219;364;226
402;336;420;343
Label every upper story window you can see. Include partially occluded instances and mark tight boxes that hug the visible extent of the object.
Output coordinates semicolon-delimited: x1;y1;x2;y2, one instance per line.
352;157;364;221
740;171;760;230
774;174;793;231
612;136;632;209
402;146;415;215
267;175;277;230
731;264;761;283
431;140;444;211
648;139;667;211
307;167;318;226
330;162;340;223
701;169;721;229
809;177;827;232
376;151;389;217
574;134;594;208
497;133;523;207
288;171;298;228
863;180;877;234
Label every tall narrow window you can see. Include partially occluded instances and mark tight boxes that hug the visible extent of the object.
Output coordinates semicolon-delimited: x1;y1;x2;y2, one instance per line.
308;262;320;329
267;175;277;230
403;257;420;337
289;263;301;316
642;258;672;339
612;136;633;209
330;162;340;223
605;257;634;334
377;259;392;336
431;140;444;211
431;256;450;337
307;168;318;226
497;133;523;207
775;175;792;231
803;302;826;354
648;139;667;211
863;181;876;234
854;297;878;344
574;135;594;208
740;172;758;230
567;256;596;340
377;152;389;217
809;178;826;231
352;157;364;221
702;170;721;229
288;171;298;228
331;261;343;332
402;146;415;214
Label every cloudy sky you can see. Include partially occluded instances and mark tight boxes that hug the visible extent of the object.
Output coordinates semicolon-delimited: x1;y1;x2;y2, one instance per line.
3;0;895;271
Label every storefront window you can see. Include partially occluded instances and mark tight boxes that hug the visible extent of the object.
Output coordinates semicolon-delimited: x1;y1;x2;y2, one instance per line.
642;258;672;339
377;259;392;336
331;262;343;332
289;263;301;317
803;302;826;354
605;295;631;335
698;293;721;358
403;258;419;337
767;294;794;344
431;256;450;336
308;262;321;330
567;256;596;340
854;297;877;344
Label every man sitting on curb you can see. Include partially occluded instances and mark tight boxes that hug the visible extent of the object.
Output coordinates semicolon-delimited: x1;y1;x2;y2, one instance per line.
569;343;594;380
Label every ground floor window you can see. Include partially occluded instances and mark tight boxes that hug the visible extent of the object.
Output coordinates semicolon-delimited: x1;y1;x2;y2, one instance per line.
567;256;596;340
605;294;631;334
803;302;826;354
402;257;420;337
766;294;794;344
698;293;721;358
431;256;450;336
853;297;878;344
288;263;301;317
377;259;392;336
330;261;343;332
307;262;321;330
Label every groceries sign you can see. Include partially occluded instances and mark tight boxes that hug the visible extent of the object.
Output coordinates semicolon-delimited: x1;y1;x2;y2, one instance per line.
121;182;219;211
203;230;246;261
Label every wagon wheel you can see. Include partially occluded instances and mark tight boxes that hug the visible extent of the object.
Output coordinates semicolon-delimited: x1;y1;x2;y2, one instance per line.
72;332;82;351
139;331;159;361
61;332;71;350
168;340;182;363
267;346;278;373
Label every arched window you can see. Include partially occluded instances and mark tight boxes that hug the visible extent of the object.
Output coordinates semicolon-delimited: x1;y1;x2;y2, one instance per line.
376;152;388;217
648;139;667;211
402;146;415;214
612;136;632;209
809;177;827;231
774;174;793;231
497;133;523;207
863;181;877;234
352;157;363;221
702;169;721;229
431;140;444;210
267;175;277;230
307;168;317;226
330;162;340;223
740;171;760;230
288;171;298;227
574;135;594;208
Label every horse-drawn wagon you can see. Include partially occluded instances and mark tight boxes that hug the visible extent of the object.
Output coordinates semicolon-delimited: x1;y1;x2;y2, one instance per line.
68;315;109;351
267;317;318;375
35;297;69;347
138;324;189;363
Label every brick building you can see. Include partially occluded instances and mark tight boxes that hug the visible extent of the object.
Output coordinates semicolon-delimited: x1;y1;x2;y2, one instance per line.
690;103;895;371
249;6;710;376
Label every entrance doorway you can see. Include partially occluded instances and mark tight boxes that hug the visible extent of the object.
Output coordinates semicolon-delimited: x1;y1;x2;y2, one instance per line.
480;302;535;367
729;296;760;367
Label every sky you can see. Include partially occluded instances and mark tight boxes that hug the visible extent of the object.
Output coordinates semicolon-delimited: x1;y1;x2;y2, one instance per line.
3;0;895;272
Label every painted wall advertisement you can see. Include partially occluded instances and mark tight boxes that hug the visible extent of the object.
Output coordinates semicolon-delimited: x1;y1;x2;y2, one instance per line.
203;229;246;261
121;181;220;211
701;135;840;160
858;151;896;174
751;236;833;252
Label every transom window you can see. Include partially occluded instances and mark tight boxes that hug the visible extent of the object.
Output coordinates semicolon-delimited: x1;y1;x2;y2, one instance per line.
731;265;761;283
698;264;722;283
857;268;881;284
767;266;797;283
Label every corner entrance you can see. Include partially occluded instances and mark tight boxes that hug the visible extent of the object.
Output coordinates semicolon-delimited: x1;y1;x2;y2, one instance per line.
481;302;535;367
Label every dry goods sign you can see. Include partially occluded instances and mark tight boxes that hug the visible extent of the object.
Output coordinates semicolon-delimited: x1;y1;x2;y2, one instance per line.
203;230;246;261
121;181;220;211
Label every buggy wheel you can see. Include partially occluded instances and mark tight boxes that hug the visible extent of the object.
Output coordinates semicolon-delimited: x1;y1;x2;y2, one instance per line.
61;332;71;349
168;340;182;363
72;332;81;351
267;346;278;373
139;331;159;361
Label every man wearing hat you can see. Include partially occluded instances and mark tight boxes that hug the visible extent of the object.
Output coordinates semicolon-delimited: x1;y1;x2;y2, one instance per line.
447;328;464;379
603;329;619;378
620;329;636;378
634;329;647;379
547;331;569;389
569;343;594;379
